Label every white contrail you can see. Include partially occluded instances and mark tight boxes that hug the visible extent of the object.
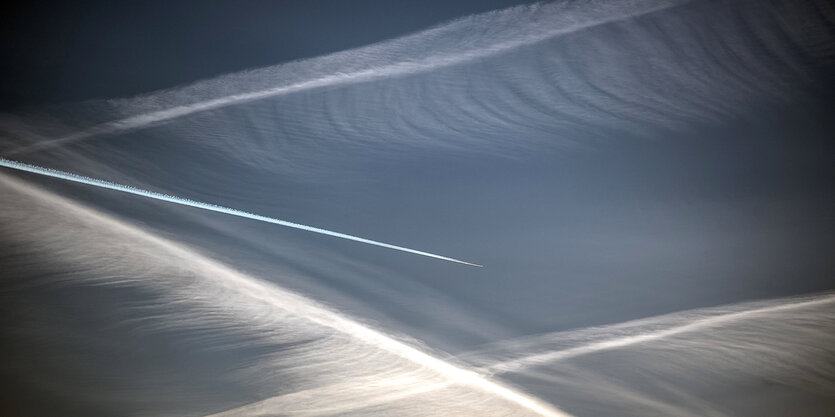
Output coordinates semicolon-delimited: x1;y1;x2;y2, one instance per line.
8;0;690;155
0;157;481;267
484;293;835;374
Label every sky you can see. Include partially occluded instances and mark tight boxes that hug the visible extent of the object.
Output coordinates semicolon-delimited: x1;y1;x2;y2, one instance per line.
1;0;834;416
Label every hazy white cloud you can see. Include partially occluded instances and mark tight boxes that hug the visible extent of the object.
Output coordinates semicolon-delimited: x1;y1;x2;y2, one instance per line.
0;172;565;416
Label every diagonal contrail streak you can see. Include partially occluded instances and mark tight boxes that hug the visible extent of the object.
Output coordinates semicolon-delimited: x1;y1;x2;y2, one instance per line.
0;157;482;267
481;293;835;374
7;0;691;155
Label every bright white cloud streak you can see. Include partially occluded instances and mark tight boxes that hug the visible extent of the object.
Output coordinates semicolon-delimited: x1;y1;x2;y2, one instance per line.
0;157;481;267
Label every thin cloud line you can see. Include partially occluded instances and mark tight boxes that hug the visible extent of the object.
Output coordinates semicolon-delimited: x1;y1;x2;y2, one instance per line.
0;157;482;267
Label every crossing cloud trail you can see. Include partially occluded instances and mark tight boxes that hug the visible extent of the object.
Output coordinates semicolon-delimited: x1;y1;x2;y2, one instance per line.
461;293;835;416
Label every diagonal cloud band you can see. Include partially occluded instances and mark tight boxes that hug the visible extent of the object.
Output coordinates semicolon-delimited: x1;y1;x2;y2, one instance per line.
6;0;691;155
0;157;481;267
